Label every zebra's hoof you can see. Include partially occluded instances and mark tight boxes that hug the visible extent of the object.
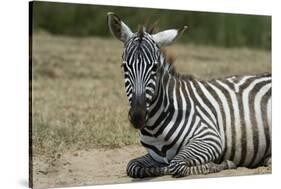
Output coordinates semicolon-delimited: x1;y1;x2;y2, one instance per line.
126;160;141;178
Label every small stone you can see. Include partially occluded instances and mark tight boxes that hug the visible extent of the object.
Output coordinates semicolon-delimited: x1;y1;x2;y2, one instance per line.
38;170;48;175
73;153;79;156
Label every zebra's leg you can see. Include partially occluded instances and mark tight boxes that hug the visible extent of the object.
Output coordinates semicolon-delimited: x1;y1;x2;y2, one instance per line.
127;154;169;178
169;159;236;178
168;140;236;177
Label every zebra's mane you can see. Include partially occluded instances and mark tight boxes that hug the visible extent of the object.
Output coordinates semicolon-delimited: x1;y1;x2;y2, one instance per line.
138;19;159;35
160;48;194;81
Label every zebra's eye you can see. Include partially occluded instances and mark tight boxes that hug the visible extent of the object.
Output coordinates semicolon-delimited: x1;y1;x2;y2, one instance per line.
152;62;158;71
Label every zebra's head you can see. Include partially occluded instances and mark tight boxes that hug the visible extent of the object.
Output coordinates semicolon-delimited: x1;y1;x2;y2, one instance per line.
107;12;187;129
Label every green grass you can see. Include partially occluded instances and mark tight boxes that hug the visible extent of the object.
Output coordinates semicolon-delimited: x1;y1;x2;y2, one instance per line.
31;32;271;157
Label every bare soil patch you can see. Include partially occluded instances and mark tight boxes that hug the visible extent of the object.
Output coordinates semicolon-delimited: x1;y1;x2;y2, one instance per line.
33;145;271;188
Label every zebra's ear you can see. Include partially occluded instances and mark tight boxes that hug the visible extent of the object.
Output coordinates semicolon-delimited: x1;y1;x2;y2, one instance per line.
107;12;133;42
152;26;188;47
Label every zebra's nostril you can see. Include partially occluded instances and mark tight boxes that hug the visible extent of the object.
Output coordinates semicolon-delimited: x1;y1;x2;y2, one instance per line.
128;108;146;129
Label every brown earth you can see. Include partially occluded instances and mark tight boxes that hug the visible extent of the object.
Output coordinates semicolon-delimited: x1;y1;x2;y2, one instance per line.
32;145;271;188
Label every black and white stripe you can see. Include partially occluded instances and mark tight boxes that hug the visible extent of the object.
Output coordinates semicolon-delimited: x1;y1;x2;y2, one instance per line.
107;13;271;178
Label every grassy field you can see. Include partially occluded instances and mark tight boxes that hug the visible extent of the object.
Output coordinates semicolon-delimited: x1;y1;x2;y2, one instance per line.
31;32;271;159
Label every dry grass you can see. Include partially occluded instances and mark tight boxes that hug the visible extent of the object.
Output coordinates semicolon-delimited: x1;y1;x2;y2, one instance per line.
31;32;271;158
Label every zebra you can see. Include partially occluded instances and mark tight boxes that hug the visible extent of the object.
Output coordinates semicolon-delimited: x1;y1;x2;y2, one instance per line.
107;12;272;178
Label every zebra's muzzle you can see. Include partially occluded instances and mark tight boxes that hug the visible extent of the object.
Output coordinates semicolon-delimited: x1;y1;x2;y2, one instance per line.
128;107;146;129
128;92;147;129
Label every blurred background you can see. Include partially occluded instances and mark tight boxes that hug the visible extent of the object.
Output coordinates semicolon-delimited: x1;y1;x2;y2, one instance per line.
31;1;271;50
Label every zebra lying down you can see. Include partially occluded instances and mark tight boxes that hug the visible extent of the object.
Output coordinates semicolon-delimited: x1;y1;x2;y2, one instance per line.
107;12;271;178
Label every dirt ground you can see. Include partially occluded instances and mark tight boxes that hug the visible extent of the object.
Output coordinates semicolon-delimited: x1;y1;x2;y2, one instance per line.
31;34;271;188
32;145;271;188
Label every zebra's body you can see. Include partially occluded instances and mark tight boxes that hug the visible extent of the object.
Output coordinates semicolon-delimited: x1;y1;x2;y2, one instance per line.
107;12;271;178
141;71;271;168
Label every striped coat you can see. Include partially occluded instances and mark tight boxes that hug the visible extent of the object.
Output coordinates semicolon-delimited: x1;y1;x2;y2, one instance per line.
140;69;271;168
107;12;271;178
